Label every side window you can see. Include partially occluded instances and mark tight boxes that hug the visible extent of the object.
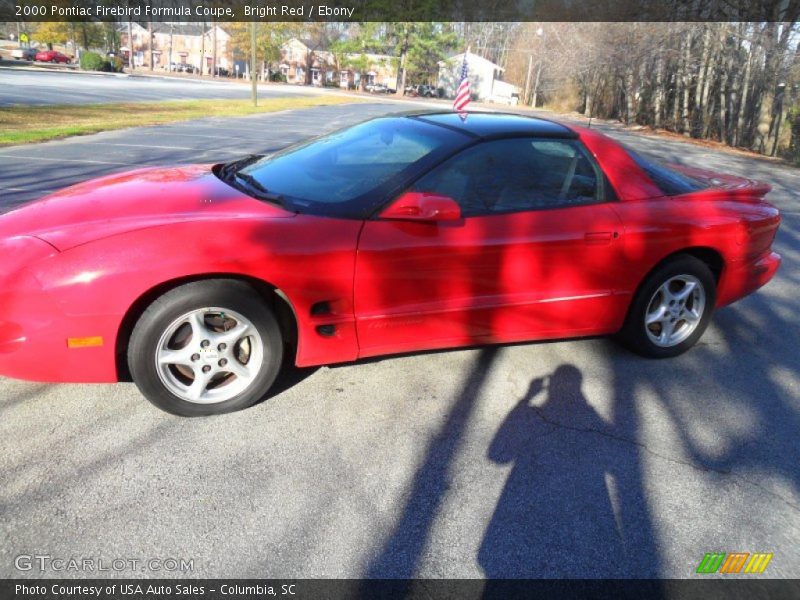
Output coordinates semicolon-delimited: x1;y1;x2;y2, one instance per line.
626;149;709;196
410;138;602;217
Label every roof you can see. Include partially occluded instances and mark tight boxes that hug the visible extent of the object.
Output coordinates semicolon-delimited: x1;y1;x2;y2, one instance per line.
285;37;329;52
439;52;504;72
408;112;576;139
128;23;228;37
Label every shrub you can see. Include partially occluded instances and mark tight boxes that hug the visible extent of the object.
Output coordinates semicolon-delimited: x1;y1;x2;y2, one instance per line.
79;51;105;71
106;56;124;72
785;107;800;165
269;71;287;83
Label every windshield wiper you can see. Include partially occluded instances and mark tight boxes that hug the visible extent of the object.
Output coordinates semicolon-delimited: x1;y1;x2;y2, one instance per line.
233;172;293;211
219;154;263;180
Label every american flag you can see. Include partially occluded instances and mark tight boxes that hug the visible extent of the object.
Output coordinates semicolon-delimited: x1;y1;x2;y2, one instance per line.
453;52;471;117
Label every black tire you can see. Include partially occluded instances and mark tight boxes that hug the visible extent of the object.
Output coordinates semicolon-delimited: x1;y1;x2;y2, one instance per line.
618;255;716;358
128;279;283;416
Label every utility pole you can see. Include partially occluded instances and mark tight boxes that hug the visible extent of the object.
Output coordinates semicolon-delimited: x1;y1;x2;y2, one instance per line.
212;20;217;77
524;54;533;105
251;22;257;106
199;21;205;77
148;22;153;70
532;60;542;108
168;22;174;72
531;27;544;108
127;19;134;72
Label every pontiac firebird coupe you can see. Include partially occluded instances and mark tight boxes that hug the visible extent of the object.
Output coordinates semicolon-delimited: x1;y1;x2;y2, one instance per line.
0;112;781;415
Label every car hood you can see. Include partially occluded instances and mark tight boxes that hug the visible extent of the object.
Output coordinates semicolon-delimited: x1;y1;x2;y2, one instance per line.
0;164;295;251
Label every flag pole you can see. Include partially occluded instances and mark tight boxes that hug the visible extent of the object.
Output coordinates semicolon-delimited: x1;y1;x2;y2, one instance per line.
453;45;472;118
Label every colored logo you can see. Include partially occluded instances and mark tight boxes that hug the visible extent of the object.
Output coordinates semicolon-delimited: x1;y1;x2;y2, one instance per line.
696;552;773;574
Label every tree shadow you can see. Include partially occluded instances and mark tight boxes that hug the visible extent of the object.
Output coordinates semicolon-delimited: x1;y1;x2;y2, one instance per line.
364;347;499;581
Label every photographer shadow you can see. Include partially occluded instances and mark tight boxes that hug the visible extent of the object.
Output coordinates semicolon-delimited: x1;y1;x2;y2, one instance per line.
479;364;660;579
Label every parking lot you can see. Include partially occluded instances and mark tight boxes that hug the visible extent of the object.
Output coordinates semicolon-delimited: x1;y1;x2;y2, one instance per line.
1;99;799;579
0;68;348;106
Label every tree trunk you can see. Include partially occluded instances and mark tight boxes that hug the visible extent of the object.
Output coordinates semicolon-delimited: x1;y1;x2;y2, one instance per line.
653;54;664;128
681;30;692;135
624;69;636;124
718;60;729;142
694;25;711;115
700;26;722;136
671;68;681;129
148;22;153;71
395;25;410;95
735;35;752;147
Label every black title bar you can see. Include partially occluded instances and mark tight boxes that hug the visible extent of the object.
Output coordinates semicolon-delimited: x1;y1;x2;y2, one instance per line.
0;0;798;22
3;579;800;600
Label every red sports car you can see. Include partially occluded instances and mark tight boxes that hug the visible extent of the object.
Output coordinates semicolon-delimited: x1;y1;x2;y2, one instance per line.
0;113;781;415
35;50;71;63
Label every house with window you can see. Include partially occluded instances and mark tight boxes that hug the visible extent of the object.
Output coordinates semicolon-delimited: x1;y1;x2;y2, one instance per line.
438;51;519;104
337;52;397;90
279;37;335;85
121;22;232;73
279;38;397;89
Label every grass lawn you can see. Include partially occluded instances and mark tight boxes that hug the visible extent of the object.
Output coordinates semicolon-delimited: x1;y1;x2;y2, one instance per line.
0;96;364;146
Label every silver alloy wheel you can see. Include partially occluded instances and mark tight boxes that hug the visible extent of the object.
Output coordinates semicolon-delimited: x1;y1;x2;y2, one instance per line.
155;307;264;404
644;274;706;348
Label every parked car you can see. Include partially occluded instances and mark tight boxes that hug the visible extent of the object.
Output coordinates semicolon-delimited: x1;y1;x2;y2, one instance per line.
366;83;390;94
405;84;436;97
11;47;37;61
34;50;70;64
213;66;231;77
0;113;781;416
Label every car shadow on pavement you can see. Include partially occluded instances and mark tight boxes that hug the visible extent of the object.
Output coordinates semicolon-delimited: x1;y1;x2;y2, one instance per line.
0;383;51;416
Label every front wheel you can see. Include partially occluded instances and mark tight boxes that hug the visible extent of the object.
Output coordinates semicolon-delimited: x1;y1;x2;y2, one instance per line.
619;255;716;358
128;280;283;416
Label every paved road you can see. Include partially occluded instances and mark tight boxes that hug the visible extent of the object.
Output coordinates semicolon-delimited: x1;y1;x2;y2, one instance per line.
0;69;333;106
1;101;799;580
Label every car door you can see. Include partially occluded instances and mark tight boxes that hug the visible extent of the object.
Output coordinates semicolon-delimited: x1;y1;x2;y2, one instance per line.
353;137;625;358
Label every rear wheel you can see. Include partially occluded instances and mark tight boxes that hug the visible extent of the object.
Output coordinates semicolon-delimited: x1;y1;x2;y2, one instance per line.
619;255;716;358
128;280;283;416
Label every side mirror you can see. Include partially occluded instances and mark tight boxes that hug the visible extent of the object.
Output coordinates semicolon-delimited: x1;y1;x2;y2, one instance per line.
380;191;461;222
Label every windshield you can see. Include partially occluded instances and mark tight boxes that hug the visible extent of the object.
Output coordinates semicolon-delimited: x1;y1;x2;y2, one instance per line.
221;116;467;218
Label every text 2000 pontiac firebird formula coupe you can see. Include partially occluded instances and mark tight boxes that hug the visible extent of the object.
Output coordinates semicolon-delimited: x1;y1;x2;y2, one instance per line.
0;113;781;415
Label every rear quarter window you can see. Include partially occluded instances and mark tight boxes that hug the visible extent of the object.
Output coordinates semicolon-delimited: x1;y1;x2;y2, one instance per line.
627;149;709;196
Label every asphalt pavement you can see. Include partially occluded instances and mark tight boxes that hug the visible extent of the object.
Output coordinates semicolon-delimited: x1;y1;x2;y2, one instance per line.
0;68;333;106
1;95;799;579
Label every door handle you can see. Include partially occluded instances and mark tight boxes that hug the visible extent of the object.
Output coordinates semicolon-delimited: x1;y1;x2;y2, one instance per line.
584;231;616;245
